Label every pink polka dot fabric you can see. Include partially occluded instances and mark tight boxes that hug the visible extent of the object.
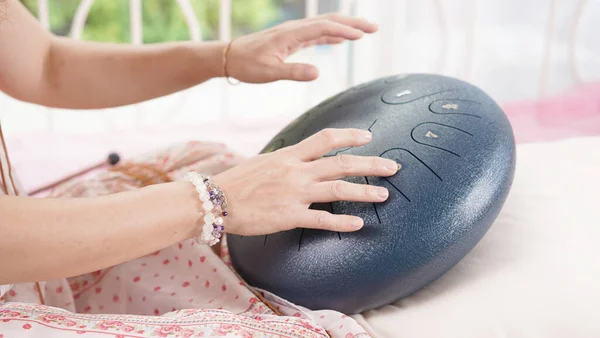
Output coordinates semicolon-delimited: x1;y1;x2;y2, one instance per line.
0;140;370;337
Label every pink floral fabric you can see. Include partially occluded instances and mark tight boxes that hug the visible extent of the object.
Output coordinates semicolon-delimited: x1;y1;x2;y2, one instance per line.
0;303;329;337
0;140;370;337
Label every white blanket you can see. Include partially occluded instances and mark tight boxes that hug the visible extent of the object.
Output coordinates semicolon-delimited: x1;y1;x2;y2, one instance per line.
352;136;600;338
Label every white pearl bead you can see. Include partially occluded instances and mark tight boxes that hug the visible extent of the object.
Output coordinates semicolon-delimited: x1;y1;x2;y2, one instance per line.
202;201;214;212
203;213;215;224
184;171;223;247
199;190;210;202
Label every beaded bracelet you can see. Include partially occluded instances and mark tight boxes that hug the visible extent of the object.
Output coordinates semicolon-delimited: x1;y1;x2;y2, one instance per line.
184;172;229;246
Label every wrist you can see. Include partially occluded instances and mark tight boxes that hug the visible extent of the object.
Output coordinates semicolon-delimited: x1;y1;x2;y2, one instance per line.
164;181;206;240
221;39;240;84
193;40;228;79
183;172;229;245
186;41;227;78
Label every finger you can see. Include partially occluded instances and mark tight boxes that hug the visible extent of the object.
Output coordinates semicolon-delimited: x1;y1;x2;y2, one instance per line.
292;20;364;43
276;63;319;81
291;128;372;161
310;154;399;181
298;210;364;232
301;36;346;48
309;180;389;203
315;36;346;45
312;13;379;33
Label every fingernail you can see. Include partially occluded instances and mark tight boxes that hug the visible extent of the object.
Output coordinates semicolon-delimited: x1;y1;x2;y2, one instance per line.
351;219;364;229
385;161;398;173
305;67;318;79
361;131;372;141
397;162;402;171
377;188;389;200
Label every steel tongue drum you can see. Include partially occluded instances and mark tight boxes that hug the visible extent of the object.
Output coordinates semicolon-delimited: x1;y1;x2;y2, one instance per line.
227;73;516;314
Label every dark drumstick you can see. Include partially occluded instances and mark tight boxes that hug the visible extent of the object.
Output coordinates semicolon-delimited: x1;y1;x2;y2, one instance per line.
29;152;121;196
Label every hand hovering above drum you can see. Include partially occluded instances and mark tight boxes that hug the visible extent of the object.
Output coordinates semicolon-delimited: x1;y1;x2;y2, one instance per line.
212;128;400;236
224;13;378;83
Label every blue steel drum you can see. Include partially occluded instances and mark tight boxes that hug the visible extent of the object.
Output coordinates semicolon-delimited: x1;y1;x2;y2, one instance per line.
227;74;516;314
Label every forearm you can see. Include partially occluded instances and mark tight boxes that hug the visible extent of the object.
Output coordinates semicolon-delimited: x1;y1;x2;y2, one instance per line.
0;181;202;284
0;0;225;109
38;38;226;109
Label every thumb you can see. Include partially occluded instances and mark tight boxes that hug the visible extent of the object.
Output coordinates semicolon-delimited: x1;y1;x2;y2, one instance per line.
277;63;319;82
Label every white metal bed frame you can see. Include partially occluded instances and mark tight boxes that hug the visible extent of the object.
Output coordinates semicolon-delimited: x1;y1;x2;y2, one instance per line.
25;0;594;132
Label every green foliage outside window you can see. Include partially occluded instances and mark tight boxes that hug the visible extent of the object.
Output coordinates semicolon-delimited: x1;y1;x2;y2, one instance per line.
19;0;285;43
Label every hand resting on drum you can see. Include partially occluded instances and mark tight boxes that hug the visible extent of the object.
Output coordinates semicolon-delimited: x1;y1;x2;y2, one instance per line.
214;128;400;236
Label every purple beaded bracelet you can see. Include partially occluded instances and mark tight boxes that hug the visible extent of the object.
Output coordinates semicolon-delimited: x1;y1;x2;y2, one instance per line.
184;172;229;246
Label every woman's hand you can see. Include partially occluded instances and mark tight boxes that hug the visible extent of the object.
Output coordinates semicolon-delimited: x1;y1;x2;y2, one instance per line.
225;13;378;83
212;128;399;236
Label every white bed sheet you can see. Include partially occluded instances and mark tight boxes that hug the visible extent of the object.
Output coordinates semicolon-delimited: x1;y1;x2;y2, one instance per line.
352;136;600;338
